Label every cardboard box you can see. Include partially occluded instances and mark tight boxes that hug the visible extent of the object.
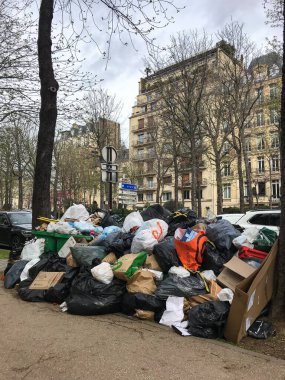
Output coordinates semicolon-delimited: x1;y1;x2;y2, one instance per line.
58;236;76;258
29;272;65;290
189;280;222;305
66;253;79;268
217;256;256;291
224;240;278;344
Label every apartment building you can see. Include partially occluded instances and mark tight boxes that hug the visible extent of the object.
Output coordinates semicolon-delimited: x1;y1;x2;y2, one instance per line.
129;46;281;213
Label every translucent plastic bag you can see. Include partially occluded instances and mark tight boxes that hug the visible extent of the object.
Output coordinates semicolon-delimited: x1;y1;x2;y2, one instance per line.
131;229;158;253
135;219;168;242
21;239;45;261
122;211;144;233
60;204;89;221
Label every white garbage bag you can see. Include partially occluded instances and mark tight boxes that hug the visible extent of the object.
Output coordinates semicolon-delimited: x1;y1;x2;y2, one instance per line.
131;229;158;253
21;239;45;261
135;219;168;242
122;211;144;233
91;262;114;284
60;204;89;221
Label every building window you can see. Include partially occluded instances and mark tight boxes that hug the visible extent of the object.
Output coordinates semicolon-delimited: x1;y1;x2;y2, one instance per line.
244;182;248;197
244;138;251;151
138;133;144;144
146;193;153;201
269;83;278;99
148;147;154;157
183;190;190;199
269;64;279;77
141;105;147;113
271;156;280;172
182;173;190;185
147;177;154;188
147;94;152;102
150;102;156;111
138;118;144;129
147;161;154;172
270;109;279;125
248;158;252;172
255;71;266;81
256;87;264;104
147;116;154;127
223;162;231;176
162;192;172;201
258;182;266;196
223;183;231;199
257;156;265;173
163;175;172;185
138;193;144;202
272;180;280;199
256;111;264;127
271;134;279;148
137;149;144;159
223;121;230;131
257;136;265;150
223;141;230;154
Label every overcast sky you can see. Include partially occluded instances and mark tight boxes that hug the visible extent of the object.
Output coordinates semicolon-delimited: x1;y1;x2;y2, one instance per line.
79;0;282;146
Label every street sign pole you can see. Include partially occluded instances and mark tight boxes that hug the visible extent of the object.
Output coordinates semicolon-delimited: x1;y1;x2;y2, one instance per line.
101;146;118;211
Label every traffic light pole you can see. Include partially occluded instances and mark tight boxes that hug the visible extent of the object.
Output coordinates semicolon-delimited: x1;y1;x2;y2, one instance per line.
108;181;112;210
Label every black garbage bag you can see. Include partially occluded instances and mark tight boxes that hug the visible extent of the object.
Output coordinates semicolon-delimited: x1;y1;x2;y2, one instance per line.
201;243;230;275
141;204;171;222
66;272;126;315
44;267;79;304
188;301;230;339
247;320;276;339
29;252;70;279
155;273;206;300
106;232;135;258
17;279;47;302
70;245;106;266
4;260;29;289
206;220;240;251
121;292;166;315
167;208;197;236
153;237;181;273
101;211;121;227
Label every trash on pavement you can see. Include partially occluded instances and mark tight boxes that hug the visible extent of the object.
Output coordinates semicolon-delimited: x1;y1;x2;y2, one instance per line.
247;319;276;339
3;204;278;346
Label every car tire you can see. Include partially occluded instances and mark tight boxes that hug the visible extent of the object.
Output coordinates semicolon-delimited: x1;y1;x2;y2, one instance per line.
11;235;23;251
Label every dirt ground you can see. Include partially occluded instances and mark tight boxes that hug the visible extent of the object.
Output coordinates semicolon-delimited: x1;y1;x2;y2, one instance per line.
239;320;285;360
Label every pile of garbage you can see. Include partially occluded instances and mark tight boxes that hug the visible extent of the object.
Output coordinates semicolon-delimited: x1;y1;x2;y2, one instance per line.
3;204;278;344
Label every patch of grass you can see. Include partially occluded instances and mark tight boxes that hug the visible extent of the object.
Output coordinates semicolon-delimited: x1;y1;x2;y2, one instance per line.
0;249;9;259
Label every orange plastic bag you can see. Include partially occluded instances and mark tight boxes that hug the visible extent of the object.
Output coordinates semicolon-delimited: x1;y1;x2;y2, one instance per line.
174;228;207;271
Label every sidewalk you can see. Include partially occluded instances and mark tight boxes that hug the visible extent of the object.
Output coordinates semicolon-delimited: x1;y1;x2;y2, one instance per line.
0;283;285;380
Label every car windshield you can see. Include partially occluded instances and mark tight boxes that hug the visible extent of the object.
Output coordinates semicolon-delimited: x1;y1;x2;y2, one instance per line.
9;213;32;225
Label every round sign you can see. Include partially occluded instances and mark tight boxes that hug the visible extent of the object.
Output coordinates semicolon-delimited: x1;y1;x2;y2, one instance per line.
101;146;117;163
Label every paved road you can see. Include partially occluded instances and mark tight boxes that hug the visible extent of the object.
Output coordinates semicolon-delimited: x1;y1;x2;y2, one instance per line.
1;284;285;380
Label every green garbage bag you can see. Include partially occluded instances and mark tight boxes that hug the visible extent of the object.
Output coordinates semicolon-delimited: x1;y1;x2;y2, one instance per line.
253;228;278;253
71;245;107;266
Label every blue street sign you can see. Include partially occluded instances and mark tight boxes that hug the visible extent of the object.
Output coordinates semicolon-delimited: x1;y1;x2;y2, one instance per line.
121;183;138;191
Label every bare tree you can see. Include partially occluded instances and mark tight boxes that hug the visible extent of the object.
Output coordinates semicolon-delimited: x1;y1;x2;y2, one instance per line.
29;0;182;226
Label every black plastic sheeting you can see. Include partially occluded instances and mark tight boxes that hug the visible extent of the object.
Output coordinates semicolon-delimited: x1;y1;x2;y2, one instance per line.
106;232;135;258
188;301;230;339
201;243;231;276
4;260;29;289
167;208;197;236
153;237;181;273
140;204;171;222
121;292;166;315
155;273;206;300
65;271;126;315
206;220;240;251
247;320;276;339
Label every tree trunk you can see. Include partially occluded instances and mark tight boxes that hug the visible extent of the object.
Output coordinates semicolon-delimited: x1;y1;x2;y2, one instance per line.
18;175;23;209
32;0;58;227
243;151;254;209
191;153;197;213
173;155;179;209
237;153;245;212
215;158;223;215
272;3;285;318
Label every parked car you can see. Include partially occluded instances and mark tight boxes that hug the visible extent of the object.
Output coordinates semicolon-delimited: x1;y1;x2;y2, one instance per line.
216;213;245;225
233;210;280;233
0;211;32;250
